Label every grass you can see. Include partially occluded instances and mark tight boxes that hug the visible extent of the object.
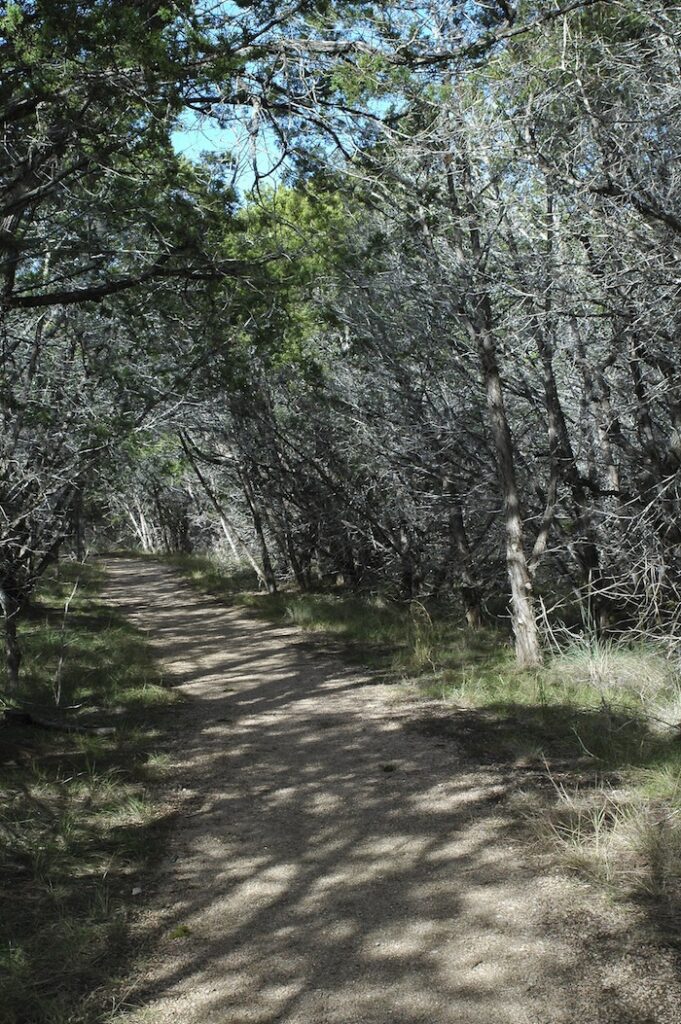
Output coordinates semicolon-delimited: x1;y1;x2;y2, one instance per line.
154;552;260;606
0;560;179;1024
162;552;681;918
541;780;681;901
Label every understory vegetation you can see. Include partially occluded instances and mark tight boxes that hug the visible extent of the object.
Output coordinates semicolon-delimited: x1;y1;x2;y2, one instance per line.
0;562;178;1024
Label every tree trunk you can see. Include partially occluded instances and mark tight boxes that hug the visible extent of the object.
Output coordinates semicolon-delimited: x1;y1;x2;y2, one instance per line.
179;433;275;591
284;528;308;591
238;467;278;594
475;315;542;667
217;514;240;560
449;504;483;629
398;524;417;600
126;505;154;552
445;144;541;666
72;483;86;560
0;584;21;694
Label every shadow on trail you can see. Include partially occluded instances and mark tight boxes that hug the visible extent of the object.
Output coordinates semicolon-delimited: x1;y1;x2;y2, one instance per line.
102;559;681;1024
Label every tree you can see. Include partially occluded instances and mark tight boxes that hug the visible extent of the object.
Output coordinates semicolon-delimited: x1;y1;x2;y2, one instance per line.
7;0;672;689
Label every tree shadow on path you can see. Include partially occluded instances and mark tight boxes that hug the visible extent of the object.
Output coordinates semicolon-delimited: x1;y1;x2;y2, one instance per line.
102;559;681;1024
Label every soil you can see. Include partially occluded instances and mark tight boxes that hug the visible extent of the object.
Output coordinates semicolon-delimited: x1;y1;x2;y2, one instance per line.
101;558;681;1024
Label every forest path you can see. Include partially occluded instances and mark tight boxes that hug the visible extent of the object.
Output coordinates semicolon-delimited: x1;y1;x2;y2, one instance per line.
102;558;681;1024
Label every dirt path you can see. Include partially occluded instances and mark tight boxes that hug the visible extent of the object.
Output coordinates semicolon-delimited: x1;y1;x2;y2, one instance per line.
102;559;681;1024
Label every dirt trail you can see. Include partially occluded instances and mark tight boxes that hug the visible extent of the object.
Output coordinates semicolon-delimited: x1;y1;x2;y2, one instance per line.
102;559;681;1024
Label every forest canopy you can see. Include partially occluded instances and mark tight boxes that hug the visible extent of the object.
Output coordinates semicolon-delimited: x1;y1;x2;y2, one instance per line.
2;0;681;685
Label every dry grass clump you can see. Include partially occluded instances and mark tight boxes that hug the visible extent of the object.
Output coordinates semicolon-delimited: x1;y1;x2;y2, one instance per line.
546;635;678;707
541;776;681;906
534;635;681;913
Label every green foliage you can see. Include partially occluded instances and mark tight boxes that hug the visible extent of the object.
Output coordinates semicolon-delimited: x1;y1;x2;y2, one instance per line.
203;182;357;380
329;52;409;102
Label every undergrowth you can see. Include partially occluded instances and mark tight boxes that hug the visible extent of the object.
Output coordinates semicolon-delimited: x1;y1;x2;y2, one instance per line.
163;553;681;921
0;560;179;1024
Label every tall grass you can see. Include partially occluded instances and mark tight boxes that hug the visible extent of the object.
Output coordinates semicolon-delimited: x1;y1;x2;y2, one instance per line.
0;561;178;1024
527;634;681;912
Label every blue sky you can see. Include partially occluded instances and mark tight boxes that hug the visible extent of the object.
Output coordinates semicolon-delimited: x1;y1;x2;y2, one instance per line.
171;110;287;194
171;121;232;162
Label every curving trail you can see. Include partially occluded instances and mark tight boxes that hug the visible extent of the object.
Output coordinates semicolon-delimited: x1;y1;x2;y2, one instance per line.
102;558;681;1024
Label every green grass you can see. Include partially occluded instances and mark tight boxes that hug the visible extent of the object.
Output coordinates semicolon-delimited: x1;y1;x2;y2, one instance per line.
244;591;467;668
241;587;511;682
152;552;493;673
0;560;179;1024
156;552;261;605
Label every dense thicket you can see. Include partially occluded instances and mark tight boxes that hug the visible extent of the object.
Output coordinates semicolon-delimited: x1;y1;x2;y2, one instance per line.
2;0;680;689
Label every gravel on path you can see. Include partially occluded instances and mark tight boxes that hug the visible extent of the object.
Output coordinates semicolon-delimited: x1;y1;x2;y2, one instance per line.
102;558;681;1024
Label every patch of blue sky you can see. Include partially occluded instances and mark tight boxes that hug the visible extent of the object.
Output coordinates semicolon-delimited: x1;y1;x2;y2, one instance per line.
171;110;284;194
171;120;235;162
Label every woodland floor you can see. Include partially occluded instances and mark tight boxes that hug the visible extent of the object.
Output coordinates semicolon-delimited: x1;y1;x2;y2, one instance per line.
102;558;681;1024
